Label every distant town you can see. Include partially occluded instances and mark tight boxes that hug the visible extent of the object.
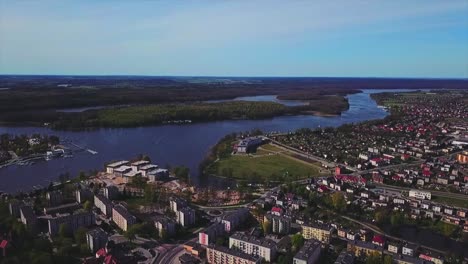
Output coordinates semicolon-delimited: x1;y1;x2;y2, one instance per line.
0;90;467;264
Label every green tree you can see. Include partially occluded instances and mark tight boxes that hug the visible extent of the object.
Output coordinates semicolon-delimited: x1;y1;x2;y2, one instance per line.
262;219;272;235
390;212;404;227
383;255;393;264
144;185;157;203
160;228;168;242
74;227;87;245
142;155;151;162
291;234;304;252
374;209;386;225
215;237;225;246
83;200;93;212
331;192;346;211
57;238;73;256
58;223;70;238
366;253;382;264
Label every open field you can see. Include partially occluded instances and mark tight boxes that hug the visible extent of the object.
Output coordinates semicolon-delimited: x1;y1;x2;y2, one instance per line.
432;195;468;209
209;150;321;182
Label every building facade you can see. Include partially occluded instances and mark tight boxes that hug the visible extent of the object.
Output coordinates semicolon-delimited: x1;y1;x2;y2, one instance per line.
301;223;333;244
229;232;277;262
112;204;136;231
207;245;261;264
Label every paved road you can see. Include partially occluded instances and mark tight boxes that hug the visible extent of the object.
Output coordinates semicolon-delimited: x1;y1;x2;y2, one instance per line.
157;244;184;264
156;237;198;264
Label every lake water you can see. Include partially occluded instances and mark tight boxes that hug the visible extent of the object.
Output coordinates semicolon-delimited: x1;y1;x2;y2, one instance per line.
0;89;418;193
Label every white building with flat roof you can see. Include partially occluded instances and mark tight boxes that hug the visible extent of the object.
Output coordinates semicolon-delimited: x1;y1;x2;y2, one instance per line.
409;189;431;200
106;160;129;173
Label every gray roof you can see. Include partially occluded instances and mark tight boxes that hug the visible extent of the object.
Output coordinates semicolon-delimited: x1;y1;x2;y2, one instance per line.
87;227;108;238
95;194;112;206
230;232;276;249
294;239;321;261
113;204;135;220
334;250;355;264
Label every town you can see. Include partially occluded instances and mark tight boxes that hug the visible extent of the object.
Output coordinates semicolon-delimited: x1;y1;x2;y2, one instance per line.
0;91;467;264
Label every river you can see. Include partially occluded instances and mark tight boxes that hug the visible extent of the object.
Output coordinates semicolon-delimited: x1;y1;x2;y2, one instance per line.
0;89;419;193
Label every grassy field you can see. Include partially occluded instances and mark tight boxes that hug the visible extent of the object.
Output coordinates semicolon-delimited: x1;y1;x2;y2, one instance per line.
210;151;320;182
432;195;468;209
260;144;284;152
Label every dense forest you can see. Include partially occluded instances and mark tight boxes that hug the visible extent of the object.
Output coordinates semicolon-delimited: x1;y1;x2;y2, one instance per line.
1;76;466;129
50;101;295;129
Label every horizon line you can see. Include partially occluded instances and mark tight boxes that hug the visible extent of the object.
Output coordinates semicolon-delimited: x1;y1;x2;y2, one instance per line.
0;73;467;81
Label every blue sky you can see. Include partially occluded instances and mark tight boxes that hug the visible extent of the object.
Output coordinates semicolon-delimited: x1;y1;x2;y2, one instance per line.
0;0;467;78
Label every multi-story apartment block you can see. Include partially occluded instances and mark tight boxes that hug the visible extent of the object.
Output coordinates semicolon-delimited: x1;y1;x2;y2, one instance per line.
293;239;322;264
347;240;383;258
94;194;113;217
177;207;196;227
86;228;108;253
169;197;187;213
154;217;176;238
112;204;136;231
199;222;224;246
229;232;277;262
222;208;250;232
207;245;261;264
47;212;95;236
301;223;333;244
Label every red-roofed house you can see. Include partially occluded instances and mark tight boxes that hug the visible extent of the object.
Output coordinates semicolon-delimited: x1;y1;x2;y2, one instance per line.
370;158;383;166
372;235;386;247
318;185;329;193
104;255;118;264
372;172;384;184
271;206;283;216
0;240;8;257
96;248;107;258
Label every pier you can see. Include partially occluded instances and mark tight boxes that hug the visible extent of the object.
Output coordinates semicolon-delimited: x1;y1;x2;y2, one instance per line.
66;141;98;155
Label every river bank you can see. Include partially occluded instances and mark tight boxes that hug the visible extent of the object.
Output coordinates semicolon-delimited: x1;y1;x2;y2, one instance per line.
0;89;402;193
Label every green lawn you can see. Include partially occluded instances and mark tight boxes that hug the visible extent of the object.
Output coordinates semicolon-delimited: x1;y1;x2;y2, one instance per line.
260;144;284;152
210;152;320;182
432;196;468;209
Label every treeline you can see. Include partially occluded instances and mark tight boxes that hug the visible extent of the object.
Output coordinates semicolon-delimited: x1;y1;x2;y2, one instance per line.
276;88;360;100
51;101;290;129
290;95;350;115
0;97;350;130
2;76;466;114
199;133;238;176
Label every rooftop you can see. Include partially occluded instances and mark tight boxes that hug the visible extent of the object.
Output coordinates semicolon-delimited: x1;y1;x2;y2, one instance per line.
140;164;158;170
294;239;321;261
230;232;276;249
113;165;132;173
334;251;355;264
106;160;129;168
131;160;150;166
87;227;108;238
113;204;135;220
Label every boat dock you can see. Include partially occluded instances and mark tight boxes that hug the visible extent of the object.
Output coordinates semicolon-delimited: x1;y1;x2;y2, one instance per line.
65;141;98;155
